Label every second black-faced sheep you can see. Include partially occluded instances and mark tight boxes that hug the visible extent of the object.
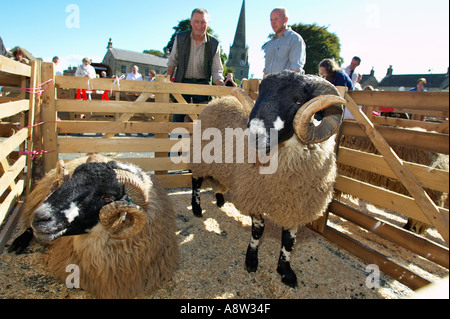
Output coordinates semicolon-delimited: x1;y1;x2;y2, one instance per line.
190;71;345;287
9;155;178;298
338;133;448;234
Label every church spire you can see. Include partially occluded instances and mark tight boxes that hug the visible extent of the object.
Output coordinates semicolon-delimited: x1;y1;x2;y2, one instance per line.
227;0;249;81
232;0;246;49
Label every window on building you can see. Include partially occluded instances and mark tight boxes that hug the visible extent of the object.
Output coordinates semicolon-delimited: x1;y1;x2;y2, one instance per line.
121;65;127;74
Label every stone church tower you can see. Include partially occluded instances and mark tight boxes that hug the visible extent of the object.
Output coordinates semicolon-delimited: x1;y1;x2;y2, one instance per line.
226;0;249;81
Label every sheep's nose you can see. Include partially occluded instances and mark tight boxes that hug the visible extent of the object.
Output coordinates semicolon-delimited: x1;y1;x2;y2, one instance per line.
32;204;56;230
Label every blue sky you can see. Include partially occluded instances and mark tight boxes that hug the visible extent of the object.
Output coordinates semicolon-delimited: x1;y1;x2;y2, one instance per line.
1;0;448;80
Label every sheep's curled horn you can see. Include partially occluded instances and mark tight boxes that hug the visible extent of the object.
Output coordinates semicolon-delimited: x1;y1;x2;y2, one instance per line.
293;94;346;144
99;169;148;240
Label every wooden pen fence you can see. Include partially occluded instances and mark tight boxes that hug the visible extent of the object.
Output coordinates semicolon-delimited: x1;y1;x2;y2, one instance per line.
0;58;448;291
0;56;39;251
313;87;449;290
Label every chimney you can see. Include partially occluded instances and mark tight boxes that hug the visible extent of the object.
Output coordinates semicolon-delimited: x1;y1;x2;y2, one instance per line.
386;65;393;76
107;38;113;49
370;67;375;77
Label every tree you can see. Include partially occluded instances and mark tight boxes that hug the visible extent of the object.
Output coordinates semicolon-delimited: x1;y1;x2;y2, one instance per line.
164;19;193;53
290;23;342;75
143;49;164;57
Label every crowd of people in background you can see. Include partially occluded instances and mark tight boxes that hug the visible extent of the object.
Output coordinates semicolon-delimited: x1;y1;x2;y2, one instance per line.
0;6;431;97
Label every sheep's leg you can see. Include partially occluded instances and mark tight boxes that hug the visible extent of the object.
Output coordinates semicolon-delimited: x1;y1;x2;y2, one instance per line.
8;228;34;254
215;193;225;208
404;218;427;235
191;177;204;217
245;216;265;273
277;228;298;288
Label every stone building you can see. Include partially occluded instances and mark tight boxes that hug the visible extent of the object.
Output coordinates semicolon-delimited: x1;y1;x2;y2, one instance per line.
226;0;250;81
102;39;168;79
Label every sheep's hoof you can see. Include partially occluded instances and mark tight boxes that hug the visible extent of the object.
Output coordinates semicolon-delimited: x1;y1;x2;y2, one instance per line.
193;210;203;218
192;207;203;218
191;198;203;217
245;247;259;273
277;264;298;288
280;273;298;288
216;193;225;208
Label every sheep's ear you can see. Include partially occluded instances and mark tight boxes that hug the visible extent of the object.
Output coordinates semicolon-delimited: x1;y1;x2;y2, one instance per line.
86;154;106;163
306;75;341;97
301;78;314;99
231;88;254;115
56;160;69;187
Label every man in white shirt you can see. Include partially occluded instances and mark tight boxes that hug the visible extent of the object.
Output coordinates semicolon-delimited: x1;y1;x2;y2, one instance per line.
75;57;97;102
52;56;63;76
126;65;143;81
75;57;96;78
344;56;361;87
263;8;306;77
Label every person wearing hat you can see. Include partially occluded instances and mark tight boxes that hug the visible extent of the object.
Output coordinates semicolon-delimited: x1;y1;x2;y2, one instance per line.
75;57;96;78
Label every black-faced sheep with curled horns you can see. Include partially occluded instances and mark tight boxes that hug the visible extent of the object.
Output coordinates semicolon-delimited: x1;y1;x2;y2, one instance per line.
190;71;346;288
9;155;178;299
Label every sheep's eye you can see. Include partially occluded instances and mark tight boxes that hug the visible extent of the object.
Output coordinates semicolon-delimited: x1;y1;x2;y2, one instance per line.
102;196;114;203
295;100;302;105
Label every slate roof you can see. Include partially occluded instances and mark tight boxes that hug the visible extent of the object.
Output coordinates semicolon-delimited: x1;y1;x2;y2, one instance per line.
378;73;448;88
108;48;168;67
361;74;379;85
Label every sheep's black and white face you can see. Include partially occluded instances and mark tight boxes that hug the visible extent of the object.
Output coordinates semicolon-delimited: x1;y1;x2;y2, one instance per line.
247;71;328;152
248;71;316;152
31;162;130;243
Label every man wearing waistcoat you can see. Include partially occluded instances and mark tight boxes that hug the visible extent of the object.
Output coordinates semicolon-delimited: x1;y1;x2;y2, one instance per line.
167;8;225;122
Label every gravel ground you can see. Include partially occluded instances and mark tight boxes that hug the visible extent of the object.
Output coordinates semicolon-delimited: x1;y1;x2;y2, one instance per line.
0;187;448;299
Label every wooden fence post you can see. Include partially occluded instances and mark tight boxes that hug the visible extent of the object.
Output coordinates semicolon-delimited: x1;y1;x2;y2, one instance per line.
25;60;39;194
154;75;171;175
243;79;260;100
40;62;58;173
